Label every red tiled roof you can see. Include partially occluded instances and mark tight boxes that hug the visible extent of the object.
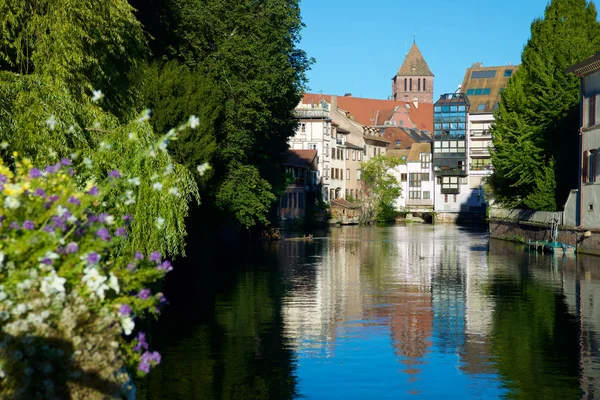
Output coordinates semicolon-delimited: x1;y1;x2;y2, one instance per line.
381;127;416;149
285;149;317;168
302;93;433;132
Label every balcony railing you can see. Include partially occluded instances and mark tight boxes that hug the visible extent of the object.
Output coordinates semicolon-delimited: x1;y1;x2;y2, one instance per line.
470;147;491;156
294;109;329;119
470;129;492;138
470;164;493;171
441;187;460;194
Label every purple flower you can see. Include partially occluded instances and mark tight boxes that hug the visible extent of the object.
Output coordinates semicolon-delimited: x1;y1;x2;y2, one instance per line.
96;227;111;241
126;262;137;271
118;304;132;316
108;169;121;179
9;222;19;230
48;195;59;202
44;164;60;174
61;158;72;166
34;188;46;197
0;174;7;183
97;213;110;223
156;292;168;304
29;168;43;178
123;214;133;223
87;252;100;264
42;225;55;233
87;186;99;196
138;351;161;373
68;167;75;176
157;260;172;273
138;289;151;300
133;332;149;352
68;196;81;206
22;220;35;230
134;251;144;260
115;227;127;237
65;242;79;254
148;251;161;264
138;360;151;374
41;258;53;265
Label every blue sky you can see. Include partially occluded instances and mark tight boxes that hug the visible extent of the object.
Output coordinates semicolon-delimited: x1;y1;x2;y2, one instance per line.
299;0;553;100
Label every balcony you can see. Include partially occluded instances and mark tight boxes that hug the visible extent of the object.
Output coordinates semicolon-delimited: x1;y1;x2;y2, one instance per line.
441;187;460;194
294;109;329;119
434;166;467;176
470;163;493;172
470;129;492;138
470;147;491;156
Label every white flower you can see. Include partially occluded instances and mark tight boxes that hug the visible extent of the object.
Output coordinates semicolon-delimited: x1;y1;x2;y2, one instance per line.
166;128;176;138
168;187;180;197
128;132;137;141
4;196;20;209
156;216;165;229
152;182;163;191
108;273;120;294
46;115;57;130
93;121;101;129
0;291;6;302
127;177;141;186
84;157;93;168
164;164;173;175
120;315;135;335
99;141;111;151
137;109;151;123
68;125;76;133
151;174;159;181
105;215;115;225
56;205;68;217
124;190;136;205
91;89;104;102
40;271;66;298
82;267;109;300
149;150;156;158
159;140;168;151
0;142;8;149
67;214;78;224
189;115;200;129
0;251;4;267
196;162;211;176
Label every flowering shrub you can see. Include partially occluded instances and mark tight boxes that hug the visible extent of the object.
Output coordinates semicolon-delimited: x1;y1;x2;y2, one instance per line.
0;155;176;398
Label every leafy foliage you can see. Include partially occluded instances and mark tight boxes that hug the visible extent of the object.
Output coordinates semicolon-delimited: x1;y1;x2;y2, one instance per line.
132;0;313;229
490;0;600;211
359;156;403;223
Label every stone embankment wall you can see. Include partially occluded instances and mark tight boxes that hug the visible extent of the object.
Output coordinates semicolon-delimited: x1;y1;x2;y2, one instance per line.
489;208;600;256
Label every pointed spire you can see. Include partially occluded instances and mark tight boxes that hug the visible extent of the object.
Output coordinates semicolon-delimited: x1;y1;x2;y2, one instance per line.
397;43;433;77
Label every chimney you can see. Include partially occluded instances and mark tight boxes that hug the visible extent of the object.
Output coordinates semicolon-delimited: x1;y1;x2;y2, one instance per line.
331;95;337;110
412;97;419;109
472;62;483;68
344;93;352;97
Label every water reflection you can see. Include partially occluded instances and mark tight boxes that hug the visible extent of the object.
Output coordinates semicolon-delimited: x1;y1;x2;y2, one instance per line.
138;225;600;399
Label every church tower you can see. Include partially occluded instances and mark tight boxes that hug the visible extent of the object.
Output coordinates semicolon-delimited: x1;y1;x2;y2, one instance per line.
392;42;434;104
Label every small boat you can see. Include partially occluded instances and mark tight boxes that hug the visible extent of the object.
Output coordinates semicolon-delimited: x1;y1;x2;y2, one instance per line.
544;241;575;254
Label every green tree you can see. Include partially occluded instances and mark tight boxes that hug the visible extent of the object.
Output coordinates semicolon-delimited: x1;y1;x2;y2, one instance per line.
359;155;403;223
0;1;198;257
132;0;313;229
490;0;600;210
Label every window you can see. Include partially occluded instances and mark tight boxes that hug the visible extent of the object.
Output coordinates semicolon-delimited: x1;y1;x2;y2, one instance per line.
350;189;354;198
357;169;361;180
409;173;422;187
331;148;335;159
418;79;421;92
590;94;596;127
300;123;306;132
410;78;412;91
323;123;328;135
346;149;349;160
590;149;598;183
421;173;429;181
330;189;334;200
325;167;329;179
504;69;513;77
423;191;431;199
401;173;407;182
338;149;342;159
423;78;426;91
444;194;448;203
420;153;430;169
404;78;407;92
346;168;350;180
352;150;356;161
373;147;376;157
325;143;329;157
325;189;328;201
453;195;457;203
396;139;401;146
358;151;362;161
477;104;486;111
589;204;594;212
472;70;497;79
409;190;421;199
345;189;349;198
466;88;491;96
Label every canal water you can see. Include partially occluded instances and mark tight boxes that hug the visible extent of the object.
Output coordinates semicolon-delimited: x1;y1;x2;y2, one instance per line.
136;224;600;399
